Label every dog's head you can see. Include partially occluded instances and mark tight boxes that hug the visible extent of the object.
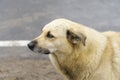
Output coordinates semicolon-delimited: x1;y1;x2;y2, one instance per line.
28;19;86;54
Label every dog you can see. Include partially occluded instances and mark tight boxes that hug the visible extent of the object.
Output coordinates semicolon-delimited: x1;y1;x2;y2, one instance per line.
28;19;120;80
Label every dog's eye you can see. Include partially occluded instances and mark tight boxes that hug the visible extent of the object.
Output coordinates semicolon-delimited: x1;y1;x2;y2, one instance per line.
46;32;55;38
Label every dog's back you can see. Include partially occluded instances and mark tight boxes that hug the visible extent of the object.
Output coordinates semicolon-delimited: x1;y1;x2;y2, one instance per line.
103;31;120;79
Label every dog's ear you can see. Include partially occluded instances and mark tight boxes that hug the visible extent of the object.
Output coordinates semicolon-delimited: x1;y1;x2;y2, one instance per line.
67;30;86;46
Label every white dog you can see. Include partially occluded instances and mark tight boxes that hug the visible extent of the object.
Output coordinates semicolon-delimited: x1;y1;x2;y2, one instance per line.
28;19;120;80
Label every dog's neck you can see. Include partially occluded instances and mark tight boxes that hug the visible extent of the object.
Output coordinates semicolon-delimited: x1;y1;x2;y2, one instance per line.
49;29;107;80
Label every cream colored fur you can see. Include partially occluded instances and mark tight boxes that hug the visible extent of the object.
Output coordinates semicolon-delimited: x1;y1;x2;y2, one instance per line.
34;19;120;80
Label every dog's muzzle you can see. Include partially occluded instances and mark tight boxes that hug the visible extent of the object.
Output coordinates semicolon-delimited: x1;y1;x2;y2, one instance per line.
27;41;50;54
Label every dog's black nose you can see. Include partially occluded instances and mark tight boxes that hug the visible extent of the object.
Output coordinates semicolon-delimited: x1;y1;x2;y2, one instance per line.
28;41;37;51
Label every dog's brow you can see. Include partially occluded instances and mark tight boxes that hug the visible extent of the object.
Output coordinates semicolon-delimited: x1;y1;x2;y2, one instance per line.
47;31;50;34
46;31;55;38
47;31;52;36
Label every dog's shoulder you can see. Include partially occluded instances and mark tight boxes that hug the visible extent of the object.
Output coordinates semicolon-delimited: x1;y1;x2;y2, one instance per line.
102;31;118;36
102;31;120;78
102;31;120;43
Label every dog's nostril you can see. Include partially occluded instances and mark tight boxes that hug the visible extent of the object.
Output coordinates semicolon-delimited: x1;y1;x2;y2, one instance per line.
27;41;37;50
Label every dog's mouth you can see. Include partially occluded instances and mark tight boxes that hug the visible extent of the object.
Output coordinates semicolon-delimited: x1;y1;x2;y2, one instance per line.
36;47;50;54
27;41;50;54
30;46;50;54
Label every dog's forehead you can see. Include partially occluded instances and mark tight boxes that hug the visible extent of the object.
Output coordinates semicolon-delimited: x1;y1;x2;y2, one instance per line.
43;24;65;31
43;20;69;32
42;19;75;32
42;26;66;37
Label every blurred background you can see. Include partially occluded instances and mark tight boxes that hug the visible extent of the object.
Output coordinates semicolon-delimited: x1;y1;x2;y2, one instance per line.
0;0;120;80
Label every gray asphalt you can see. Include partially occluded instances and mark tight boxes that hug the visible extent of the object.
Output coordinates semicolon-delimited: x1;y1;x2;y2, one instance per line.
0;0;120;58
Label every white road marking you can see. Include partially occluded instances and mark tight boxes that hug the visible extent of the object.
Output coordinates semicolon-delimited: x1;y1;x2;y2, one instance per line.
0;40;30;47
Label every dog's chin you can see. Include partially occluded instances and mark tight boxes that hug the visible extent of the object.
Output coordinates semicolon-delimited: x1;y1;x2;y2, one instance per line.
32;47;51;54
